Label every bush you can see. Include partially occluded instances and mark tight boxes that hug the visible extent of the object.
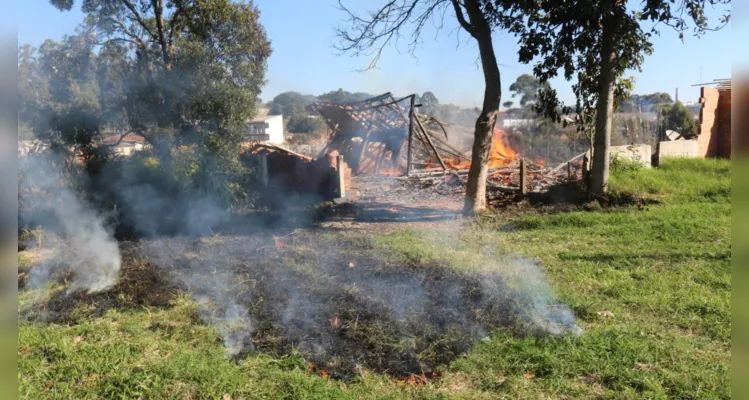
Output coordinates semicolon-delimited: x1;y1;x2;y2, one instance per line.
610;155;644;174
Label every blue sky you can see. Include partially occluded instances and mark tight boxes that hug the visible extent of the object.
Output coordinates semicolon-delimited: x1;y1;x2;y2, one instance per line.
17;0;733;107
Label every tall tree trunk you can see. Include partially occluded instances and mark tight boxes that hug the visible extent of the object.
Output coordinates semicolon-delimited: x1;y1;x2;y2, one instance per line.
590;0;618;196
462;0;501;216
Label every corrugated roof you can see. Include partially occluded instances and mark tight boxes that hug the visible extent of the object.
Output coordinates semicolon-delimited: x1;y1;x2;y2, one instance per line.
102;133;145;145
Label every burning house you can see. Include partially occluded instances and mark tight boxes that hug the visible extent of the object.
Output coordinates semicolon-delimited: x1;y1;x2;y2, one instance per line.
242;92;579;203
310;92;511;175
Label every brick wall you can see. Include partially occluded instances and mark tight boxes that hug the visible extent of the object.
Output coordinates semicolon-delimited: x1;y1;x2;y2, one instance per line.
697;87;732;158
717;89;731;158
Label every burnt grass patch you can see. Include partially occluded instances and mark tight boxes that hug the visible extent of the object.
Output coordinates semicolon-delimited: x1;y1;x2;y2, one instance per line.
139;234;556;381
20;243;179;324
20;232;570;381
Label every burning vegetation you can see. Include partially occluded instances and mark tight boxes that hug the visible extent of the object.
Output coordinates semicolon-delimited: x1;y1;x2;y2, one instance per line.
20;229;582;382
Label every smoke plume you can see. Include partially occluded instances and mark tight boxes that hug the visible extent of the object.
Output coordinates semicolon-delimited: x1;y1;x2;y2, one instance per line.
18;152;121;294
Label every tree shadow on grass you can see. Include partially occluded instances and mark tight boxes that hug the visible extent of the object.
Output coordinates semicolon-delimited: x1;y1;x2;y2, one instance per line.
521;181;661;211
558;250;731;264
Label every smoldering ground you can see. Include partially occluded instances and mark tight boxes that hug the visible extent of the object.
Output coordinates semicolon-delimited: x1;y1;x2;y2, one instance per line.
145;229;581;379
18;151;121;295
18;147;581;380
20;223;581;380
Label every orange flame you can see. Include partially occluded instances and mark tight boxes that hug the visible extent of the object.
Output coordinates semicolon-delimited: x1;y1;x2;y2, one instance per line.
488;128;517;167
431;128;517;170
398;374;427;386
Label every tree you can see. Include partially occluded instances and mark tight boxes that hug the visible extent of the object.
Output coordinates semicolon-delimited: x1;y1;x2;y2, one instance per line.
269;91;318;117
508;73;548;109
336;0;519;215
287;115;326;134
619;92;673;112
419;91;440;116
317;89;374;104
48;0;272;154
508;0;729;195
659;101;698;139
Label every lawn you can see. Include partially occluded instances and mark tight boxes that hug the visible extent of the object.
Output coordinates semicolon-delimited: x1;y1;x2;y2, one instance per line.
18;158;731;399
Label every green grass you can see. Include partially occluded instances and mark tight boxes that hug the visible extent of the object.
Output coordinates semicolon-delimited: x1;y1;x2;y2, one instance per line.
18;158;731;399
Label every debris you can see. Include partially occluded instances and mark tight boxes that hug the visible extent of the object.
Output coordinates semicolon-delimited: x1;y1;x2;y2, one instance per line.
634;362;656;371
596;311;615;319
524;372;536;379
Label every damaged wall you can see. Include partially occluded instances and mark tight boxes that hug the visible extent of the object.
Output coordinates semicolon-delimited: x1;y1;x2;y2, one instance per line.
657;140;699;164
697;86;731;158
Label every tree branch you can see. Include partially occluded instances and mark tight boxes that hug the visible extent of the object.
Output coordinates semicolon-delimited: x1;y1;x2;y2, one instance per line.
100;132;129;147
151;0;171;66
334;0;450;71
450;0;476;37
121;0;158;41
167;0;188;47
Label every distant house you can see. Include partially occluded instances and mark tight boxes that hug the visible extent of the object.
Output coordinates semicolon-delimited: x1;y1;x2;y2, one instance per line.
500;119;534;128
102;133;147;156
247;115;284;144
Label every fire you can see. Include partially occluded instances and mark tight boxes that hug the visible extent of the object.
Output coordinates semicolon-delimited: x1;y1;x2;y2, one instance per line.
488;128;517;167
397;373;427;386
433;128;517;170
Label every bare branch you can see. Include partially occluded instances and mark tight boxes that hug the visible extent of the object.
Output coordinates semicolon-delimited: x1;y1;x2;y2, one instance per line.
95;37;139;46
100;132;128;147
334;0;450;71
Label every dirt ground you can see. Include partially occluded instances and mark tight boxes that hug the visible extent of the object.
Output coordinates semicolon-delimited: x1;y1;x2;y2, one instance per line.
317;175;465;234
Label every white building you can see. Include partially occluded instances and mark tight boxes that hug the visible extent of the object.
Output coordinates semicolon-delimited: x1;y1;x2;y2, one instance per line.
247;115;284;143
500;119;534;128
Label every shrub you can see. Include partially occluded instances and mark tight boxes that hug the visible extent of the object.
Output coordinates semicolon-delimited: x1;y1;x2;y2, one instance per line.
610;155;644;174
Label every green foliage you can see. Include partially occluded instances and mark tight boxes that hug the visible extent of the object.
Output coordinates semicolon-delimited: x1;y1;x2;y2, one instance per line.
508;74;549;110
27;0;271;149
268;91;317;118
609;155;644;174
505;0;728;193
267;92;327;133
287;115;326;134
659;101;699;139
317;89;375;104
619;92;674;112
18;0;273;227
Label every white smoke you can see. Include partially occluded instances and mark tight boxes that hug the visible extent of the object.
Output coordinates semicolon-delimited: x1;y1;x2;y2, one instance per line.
19;152;121;294
499;257;583;337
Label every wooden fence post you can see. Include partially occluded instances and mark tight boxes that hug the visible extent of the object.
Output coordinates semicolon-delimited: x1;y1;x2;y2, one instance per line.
337;155;346;198
519;158;527;194
258;154;268;186
406;94;415;176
